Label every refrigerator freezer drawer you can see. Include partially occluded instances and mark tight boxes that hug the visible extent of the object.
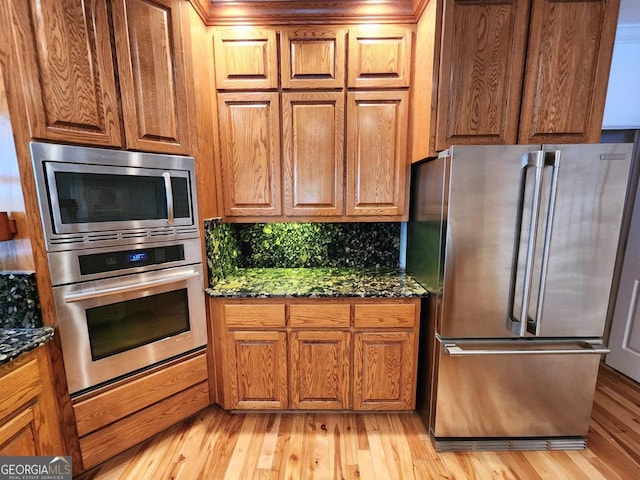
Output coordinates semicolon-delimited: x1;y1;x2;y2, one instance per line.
432;338;602;439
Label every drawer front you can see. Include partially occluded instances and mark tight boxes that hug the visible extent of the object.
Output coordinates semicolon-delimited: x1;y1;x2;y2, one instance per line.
354;303;416;328
289;304;350;328
225;304;286;328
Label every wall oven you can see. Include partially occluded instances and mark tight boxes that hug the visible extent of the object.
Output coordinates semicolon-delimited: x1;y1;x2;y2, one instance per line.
30;142;207;396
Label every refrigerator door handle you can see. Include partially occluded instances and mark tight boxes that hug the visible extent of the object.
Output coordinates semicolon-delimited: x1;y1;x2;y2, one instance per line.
530;150;562;335
508;151;545;337
444;342;610;356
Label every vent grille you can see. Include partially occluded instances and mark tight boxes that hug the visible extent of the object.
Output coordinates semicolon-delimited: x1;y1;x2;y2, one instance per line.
434;437;587;452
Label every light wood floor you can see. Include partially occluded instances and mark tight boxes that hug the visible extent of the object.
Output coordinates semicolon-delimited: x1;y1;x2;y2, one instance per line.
78;364;640;480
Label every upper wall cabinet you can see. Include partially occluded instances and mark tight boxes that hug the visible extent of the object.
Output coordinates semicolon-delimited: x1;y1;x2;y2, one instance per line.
348;26;412;89
212;27;278;90
414;0;621;158
111;0;191;154
4;0;121;146
2;0;191;154
281;27;346;89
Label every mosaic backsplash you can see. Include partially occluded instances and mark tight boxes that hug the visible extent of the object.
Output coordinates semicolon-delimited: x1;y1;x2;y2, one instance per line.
0;272;42;328
204;220;401;284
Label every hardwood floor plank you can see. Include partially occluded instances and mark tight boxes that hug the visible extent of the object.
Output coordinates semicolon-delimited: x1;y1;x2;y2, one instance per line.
257;413;281;470
362;414;394;479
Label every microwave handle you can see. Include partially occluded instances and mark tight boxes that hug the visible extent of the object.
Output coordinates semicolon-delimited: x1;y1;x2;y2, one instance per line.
163;172;174;225
63;271;199;303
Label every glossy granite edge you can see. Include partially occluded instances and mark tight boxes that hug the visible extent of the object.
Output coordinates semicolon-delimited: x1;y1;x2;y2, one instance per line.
205;267;429;298
0;327;54;366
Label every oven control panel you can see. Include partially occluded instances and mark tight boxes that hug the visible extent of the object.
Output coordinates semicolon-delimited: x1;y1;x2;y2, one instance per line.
79;245;185;275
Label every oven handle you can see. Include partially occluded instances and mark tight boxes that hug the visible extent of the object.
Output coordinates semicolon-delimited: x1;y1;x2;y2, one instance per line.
63;271;200;303
163;172;174;225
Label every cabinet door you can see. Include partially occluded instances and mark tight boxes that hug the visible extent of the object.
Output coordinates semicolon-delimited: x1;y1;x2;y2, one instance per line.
213;27;278;90
290;331;350;409
3;0;121;146
0;406;39;456
519;0;619;143
226;331;288;409
217;92;282;217
353;332;415;410
112;0;191;154
347;26;412;88
346;91;408;217
282;92;345;216
280;27;346;89
435;0;530;150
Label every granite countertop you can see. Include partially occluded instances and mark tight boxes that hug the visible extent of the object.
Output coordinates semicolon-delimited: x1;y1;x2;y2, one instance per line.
206;267;429;298
0;327;55;366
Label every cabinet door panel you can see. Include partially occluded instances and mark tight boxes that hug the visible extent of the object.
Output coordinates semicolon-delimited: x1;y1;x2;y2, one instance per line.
218;92;282;216
348;26;412;88
213;27;278;90
281;27;346;89
290;331;350;409
354;332;415;410
435;0;530;149
519;0;619;143
283;92;344;216
226;331;288;409
0;407;38;456
4;0;121;146
346;91;408;217
113;0;191;154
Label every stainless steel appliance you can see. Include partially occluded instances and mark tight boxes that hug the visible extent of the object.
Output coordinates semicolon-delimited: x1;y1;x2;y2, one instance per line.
407;143;633;451
30;141;199;251
30;142;207;396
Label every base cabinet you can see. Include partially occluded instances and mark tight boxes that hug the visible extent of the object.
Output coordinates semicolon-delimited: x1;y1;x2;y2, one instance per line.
210;297;420;411
0;346;65;456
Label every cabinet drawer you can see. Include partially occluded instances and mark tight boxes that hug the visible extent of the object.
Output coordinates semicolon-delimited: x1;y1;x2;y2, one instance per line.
225;304;286;328
289;304;350;327
354;303;416;328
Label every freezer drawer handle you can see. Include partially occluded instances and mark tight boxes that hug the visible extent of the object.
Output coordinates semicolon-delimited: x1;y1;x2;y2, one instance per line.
444;342;610;356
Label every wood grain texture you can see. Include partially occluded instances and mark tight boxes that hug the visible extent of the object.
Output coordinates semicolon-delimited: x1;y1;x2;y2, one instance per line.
289;304;350;328
289;331;350;409
346;90;409;217
76;365;640;479
519;0;620;143
112;0;191;154
347;25;413;88
282;92;345;216
353;303;416;328
3;0;121;146
225;304;286;328
435;0;530;149
217;91;282;217
280;27;346;89
73;352;208;437
212;27;278;90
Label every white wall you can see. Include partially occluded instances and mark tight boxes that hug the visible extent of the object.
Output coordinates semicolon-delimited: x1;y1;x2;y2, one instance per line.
602;24;640;129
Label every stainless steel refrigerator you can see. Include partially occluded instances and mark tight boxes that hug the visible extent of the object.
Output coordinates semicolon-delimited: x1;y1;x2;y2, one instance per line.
407;143;633;451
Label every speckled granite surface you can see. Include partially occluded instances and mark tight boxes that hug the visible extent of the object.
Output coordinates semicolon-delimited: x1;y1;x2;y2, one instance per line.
0;272;42;328
0;327;54;366
206;268;428;298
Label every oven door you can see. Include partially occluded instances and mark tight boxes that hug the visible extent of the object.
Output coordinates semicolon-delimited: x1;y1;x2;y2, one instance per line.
53;264;207;395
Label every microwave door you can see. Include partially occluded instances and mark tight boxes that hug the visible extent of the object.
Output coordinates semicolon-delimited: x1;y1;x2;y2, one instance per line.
44;162;193;234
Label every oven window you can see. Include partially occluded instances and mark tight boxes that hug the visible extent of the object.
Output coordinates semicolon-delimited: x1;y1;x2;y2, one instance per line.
86;289;190;361
53;172;190;224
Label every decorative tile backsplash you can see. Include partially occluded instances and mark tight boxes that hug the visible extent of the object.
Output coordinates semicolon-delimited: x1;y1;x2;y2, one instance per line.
0;272;42;329
204;219;400;285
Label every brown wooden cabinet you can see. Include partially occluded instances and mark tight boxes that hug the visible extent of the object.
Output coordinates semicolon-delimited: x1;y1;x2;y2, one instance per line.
210;297;419;412
111;0;191;154
347;90;409;217
217;92;282;217
414;0;620;158
282;92;345;216
2;0;192;153
0;346;65;456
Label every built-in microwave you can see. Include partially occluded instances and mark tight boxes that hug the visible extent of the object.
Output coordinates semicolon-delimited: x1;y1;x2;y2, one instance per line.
30;142;199;251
